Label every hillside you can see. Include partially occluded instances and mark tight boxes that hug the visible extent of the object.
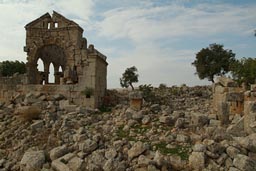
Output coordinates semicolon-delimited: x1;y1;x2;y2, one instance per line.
0;86;255;171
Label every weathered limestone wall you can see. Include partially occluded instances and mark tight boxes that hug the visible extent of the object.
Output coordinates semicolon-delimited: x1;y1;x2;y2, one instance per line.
0;80;96;108
244;87;256;134
0;74;26;103
212;77;244;116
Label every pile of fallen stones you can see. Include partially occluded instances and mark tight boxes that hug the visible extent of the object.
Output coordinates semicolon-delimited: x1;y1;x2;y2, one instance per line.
0;86;255;171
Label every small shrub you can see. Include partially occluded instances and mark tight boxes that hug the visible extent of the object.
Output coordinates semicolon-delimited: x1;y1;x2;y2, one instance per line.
98;105;112;113
81;87;94;98
169;86;180;95
139;84;155;102
159;83;167;89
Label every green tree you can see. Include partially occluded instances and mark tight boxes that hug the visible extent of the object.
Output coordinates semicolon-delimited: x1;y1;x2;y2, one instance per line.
231;57;256;87
192;43;236;83
0;60;26;76
120;66;138;90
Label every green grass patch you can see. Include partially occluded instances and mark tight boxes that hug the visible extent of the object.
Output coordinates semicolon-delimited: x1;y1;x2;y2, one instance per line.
154;142;190;160
116;126;136;141
131;124;151;134
98;105;112;113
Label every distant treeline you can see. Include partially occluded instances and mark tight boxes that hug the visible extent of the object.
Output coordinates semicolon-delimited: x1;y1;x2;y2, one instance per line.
0;60;26;77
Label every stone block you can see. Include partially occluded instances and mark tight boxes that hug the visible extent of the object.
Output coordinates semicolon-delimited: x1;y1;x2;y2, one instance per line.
217;102;229;126
244;101;256;134
235;133;256;153
67;156;86;171
189;152;205;170
130;99;143;111
250;84;256;91
50;145;69;161
233;154;256;171
128;141;147;160
52;153;76;171
129;92;143;111
226;146;240;159
20;150;45;171
191;112;209;127
226;92;244;102
209;119;221;127
226;117;245;137
30;120;44;131
78;139;98;154
218;77;237;87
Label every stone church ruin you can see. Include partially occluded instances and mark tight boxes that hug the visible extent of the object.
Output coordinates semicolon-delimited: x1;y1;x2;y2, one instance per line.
0;11;108;108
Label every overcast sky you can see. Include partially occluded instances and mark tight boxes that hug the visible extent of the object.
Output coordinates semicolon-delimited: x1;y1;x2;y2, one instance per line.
0;0;255;88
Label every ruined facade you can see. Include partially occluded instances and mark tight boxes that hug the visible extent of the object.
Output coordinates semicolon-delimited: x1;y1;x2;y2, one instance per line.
213;77;244;117
213;77;256;134
0;11;108;108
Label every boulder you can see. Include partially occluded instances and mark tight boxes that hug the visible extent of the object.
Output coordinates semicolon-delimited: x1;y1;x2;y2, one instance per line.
233;154;256;171
176;134;190;143
235;133;256;153
226;117;245;137
128;141;147;159
105;148;117;160
51;153;75;171
150;104;161;113
193;144;206;152
67;156;86;171
50;145;69;161
191;112;209;127
30;120;44;132
189;152;205;170
226;146;240;159
20;150;45;171
169;155;186;170
142;115;151;125
78;139;98;154
174;118;185;128
159;116;173;125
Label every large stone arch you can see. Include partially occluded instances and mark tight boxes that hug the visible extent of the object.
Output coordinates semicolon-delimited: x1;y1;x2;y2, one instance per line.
32;44;67;84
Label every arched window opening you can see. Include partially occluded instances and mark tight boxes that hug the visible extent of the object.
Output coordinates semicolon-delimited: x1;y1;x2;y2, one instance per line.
58;66;63;72
49;63;55;83
54;22;58;28
37;58;44;72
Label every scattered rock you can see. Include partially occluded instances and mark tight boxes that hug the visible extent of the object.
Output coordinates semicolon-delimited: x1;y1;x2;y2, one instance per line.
20;150;45;171
128;141;147;159
50;145;69;161
233;154;256;171
189;152;205;170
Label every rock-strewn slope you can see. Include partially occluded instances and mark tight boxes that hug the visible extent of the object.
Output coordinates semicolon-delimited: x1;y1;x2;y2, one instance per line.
0;86;255;171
